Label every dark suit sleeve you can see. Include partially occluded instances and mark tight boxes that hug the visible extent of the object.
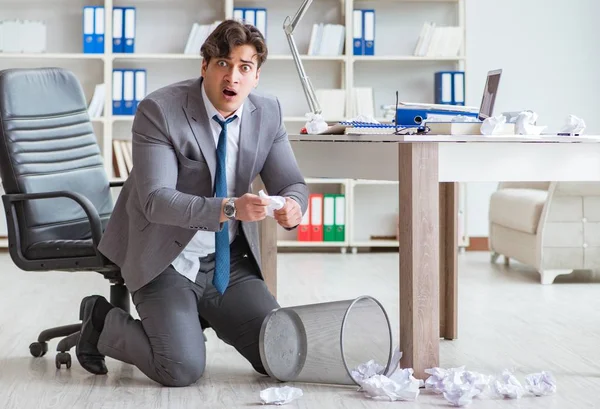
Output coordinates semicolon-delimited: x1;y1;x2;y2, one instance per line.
259;97;309;229
131;98;223;232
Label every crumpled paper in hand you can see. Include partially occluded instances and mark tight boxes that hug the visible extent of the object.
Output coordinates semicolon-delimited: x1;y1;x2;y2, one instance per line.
525;371;557;396
424;366;491;406
304;112;328;134
490;369;525;399
258;190;285;217
514;111;546;135
559;114;586;135
260;386;303;405
480;114;507;135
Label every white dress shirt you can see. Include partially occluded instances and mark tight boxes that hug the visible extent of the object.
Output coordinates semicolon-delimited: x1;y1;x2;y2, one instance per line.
171;81;243;283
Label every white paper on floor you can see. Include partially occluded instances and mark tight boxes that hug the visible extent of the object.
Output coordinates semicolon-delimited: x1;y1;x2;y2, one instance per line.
525;371;557;396
351;347;423;402
424;366;556;406
259;386;303;405
491;369;525;399
360;369;422;402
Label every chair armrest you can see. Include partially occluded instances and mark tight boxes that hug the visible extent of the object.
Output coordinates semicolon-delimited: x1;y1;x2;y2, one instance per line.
2;190;103;249
109;179;125;188
497;182;550;191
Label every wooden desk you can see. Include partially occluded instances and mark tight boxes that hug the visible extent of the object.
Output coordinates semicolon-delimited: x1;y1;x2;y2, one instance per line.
261;133;600;379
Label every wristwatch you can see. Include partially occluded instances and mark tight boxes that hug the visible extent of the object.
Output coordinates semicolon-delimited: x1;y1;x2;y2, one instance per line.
223;197;236;220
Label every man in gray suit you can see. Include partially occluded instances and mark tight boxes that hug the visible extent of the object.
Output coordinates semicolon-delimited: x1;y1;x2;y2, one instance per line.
75;20;308;387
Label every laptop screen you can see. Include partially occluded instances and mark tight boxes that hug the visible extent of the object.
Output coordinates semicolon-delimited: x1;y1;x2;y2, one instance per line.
479;69;502;120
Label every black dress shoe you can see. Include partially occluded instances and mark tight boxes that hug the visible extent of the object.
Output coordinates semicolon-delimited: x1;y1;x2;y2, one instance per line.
76;295;108;375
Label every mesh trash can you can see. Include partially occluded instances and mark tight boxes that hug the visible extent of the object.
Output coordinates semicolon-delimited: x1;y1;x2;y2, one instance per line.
259;295;393;386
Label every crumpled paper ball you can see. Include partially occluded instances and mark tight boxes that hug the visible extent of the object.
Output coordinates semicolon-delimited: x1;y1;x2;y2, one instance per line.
480;114;507;135
260;386;303;405
424;366;491;406
491;369;525;399
258;189;285;217
515;111;546;135
359;369;422;402
304;113;328;134
525;371;557;396
559;114;586;135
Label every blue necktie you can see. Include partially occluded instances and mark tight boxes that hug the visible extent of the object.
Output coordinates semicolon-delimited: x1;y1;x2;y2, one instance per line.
212;114;237;295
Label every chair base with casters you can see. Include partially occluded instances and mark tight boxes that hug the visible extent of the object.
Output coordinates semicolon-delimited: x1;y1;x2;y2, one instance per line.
489;181;600;284
29;281;130;369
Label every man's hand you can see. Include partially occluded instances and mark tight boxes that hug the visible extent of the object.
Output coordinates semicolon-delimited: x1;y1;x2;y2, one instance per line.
230;193;269;222
274;197;302;228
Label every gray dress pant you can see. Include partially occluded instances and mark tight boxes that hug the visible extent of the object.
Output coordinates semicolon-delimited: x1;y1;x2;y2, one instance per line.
97;233;280;387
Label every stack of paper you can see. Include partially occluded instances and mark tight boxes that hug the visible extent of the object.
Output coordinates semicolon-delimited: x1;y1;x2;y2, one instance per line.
183;21;222;55
315;89;346;120
87;84;106;118
0;20;47;53
308;23;345;56
413;23;462;57
350;87;374;118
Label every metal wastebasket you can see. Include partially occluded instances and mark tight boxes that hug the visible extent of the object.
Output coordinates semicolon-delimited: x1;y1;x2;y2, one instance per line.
259;295;393;386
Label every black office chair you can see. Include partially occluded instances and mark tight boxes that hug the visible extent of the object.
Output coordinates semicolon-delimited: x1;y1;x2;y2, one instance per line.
0;67;128;369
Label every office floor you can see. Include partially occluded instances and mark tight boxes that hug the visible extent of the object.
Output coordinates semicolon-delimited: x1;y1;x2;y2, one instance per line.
1;250;599;408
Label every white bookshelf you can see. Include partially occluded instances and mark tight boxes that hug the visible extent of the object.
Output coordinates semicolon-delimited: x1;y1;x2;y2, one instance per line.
0;0;469;249
276;177;465;253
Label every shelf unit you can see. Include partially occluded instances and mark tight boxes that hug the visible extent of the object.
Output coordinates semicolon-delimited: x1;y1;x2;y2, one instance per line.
277;177;461;254
0;0;469;249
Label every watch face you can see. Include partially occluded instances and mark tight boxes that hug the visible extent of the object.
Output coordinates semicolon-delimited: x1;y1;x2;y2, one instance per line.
225;201;235;217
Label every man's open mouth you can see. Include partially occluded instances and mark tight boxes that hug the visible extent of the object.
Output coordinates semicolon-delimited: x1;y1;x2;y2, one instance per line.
223;88;237;97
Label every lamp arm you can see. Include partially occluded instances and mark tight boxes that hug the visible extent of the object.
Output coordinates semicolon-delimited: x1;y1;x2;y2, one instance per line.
283;0;322;115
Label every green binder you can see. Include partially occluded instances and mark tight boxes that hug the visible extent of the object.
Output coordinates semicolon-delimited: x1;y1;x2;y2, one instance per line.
323;194;336;241
334;194;345;241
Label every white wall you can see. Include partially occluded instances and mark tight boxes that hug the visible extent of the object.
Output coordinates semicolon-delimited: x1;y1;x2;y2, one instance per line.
464;0;600;236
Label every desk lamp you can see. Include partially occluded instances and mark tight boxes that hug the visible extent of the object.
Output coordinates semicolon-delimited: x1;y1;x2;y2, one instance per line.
283;0;322;115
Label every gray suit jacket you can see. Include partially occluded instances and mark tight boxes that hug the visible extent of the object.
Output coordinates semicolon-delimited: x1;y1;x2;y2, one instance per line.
98;77;308;292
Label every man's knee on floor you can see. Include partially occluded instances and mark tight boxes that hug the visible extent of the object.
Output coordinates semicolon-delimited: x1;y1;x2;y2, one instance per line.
155;354;206;387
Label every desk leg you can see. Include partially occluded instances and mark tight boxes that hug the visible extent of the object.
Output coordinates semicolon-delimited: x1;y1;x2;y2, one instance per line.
254;178;278;299
398;143;440;380
439;182;458;340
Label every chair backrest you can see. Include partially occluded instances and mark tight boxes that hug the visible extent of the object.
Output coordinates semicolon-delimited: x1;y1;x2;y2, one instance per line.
0;67;113;247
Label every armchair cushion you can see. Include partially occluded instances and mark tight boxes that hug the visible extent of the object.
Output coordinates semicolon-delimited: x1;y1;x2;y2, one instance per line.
25;239;95;260
489;188;548;234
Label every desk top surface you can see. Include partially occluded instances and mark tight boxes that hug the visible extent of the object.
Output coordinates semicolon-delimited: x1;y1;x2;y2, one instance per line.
288;133;600;143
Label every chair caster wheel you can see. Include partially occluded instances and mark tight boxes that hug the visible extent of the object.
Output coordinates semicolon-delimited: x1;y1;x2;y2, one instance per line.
29;341;48;357
55;352;72;369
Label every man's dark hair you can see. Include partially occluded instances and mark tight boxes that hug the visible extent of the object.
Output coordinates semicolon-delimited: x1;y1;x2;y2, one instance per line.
201;19;268;68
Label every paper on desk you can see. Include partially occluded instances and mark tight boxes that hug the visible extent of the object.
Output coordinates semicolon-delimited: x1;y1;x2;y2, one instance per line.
525;371;557;396
490;369;525;399
259;386;303;405
304;113;328;134
480;114;507;135
559;114;586;135
258;190;285;217
451;115;480;123
515;111;546;135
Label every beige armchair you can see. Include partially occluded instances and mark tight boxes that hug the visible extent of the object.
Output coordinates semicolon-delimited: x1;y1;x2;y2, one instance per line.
489;182;600;284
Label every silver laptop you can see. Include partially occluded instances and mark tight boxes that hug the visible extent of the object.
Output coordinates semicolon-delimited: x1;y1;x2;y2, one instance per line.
478;69;502;120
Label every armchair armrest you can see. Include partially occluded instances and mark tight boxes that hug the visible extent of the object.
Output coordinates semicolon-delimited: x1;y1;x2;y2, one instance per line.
497;182;550;191
2;190;103;249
